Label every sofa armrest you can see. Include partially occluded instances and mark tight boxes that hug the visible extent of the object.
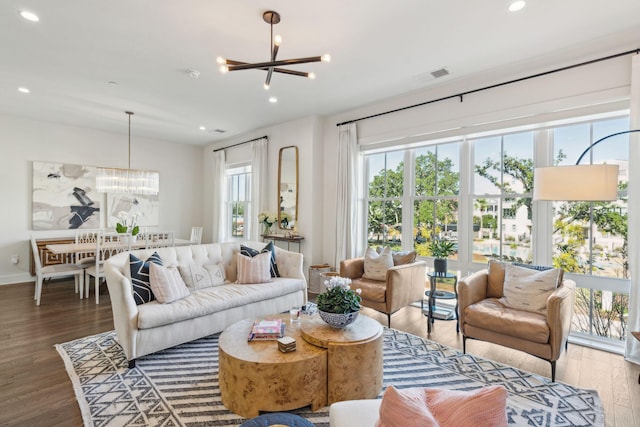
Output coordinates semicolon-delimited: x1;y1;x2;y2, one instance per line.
340;257;365;279
457;270;490;334
329;399;380;427
547;279;576;360
385;261;427;313
105;260;140;361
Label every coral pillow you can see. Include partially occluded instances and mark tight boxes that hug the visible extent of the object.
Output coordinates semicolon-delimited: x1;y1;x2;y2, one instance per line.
363;246;394;281
149;262;191;304
376;385;507;427
236;252;272;284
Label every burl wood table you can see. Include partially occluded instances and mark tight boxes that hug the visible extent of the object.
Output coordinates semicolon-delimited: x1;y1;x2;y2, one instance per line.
218;313;383;418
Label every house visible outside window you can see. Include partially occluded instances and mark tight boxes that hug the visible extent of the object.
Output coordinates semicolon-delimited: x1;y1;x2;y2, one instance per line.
360;112;630;351
226;165;251;240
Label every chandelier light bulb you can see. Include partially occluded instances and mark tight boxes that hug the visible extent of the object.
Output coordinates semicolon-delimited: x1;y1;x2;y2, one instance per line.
509;1;526;12
263;83;270;90
269;97;278;103
219;65;229;74
216;56;227;65
274;35;282;46
307;72;316;80
321;54;331;63
20;10;39;22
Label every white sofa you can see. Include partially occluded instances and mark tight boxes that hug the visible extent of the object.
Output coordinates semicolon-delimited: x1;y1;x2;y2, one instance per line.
104;241;306;366
329;399;380;427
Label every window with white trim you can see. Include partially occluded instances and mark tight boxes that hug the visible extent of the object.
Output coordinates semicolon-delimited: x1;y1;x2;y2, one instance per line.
226;165;251;240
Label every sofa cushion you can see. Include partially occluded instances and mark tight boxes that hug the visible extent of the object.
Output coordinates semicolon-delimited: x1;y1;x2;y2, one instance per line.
236;252;272;284
178;263;226;290
149;262;191;304
500;264;561;314
130;252;163;305
487;260;506;298
136;278;305;329
464;298;550;344
241;242;280;278
351;277;387;303
377;386;438;426
363;246;393;281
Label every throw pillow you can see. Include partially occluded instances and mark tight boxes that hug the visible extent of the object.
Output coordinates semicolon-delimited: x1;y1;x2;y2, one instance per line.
236;252;272;284
129;252;163;305
513;261;564;284
363;246;394;281
500;264;561;314
149;262;191;304
376;247;416;266
376;386;438;427
424;385;508;427
241;242;280;278
178;263;227;291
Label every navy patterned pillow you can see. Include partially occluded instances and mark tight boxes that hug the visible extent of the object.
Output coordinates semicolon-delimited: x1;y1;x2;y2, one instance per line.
129;252;163;305
240;242;280;278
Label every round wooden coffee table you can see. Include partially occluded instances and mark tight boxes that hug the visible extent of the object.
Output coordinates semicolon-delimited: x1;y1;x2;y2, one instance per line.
300;314;383;404
218;315;327;418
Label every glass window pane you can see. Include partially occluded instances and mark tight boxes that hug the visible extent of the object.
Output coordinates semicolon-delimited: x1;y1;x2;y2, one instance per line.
367;200;402;250
368;151;404;198
414;146;436;197
474;136;501;195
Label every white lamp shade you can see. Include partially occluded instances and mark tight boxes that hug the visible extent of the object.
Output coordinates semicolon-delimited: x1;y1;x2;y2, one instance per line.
533;164;619;201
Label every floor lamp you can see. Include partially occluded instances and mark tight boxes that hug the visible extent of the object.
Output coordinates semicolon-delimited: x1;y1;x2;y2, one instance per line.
533;129;640;201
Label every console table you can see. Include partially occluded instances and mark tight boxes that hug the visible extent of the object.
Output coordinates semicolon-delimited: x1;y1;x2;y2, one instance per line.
261;234;304;252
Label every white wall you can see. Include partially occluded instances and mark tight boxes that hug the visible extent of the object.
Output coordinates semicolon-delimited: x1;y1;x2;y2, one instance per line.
0;114;203;285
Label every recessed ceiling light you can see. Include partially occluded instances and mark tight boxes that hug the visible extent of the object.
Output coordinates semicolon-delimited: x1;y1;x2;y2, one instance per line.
18;87;30;94
269;97;278;103
199;126;206;131
509;1;526;12
20;10;39;22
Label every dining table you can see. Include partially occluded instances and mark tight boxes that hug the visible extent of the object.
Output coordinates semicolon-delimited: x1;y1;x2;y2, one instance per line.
46;237;193;255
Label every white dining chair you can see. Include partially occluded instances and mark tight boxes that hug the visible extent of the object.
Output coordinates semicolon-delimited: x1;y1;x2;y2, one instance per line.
145;231;175;249
190;226;203;244
30;235;85;305
74;229;100;293
85;232;132;304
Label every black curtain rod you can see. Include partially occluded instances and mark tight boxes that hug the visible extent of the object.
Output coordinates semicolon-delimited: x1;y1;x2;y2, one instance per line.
336;48;640;127
212;135;268;152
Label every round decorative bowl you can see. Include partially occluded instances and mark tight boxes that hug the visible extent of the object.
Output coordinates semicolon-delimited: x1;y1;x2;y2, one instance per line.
318;310;359;328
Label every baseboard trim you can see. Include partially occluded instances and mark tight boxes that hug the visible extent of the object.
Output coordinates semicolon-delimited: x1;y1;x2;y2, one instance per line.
0;273;34;286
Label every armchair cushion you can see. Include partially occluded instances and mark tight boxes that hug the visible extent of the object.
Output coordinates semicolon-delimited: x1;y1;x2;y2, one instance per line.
500;264;561;314
363;246;394;281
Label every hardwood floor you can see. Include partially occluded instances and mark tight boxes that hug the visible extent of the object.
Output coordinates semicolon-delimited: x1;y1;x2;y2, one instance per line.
0;280;637;426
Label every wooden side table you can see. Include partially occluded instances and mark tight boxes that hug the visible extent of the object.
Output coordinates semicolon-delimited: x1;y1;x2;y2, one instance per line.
633;331;640;384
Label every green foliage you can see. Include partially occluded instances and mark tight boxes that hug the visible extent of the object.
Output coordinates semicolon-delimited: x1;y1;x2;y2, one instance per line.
316;286;361;314
116;223;139;236
428;239;456;258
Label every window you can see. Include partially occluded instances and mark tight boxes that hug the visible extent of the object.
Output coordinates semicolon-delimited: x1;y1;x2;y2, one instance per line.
226;165;251;239
366;151;404;249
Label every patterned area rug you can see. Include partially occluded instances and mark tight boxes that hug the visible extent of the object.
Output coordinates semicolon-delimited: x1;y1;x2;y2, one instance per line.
56;328;604;427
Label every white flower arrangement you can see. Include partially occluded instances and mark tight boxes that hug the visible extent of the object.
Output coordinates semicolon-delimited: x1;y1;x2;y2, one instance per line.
323;276;352;291
258;211;278;230
116;211;140;236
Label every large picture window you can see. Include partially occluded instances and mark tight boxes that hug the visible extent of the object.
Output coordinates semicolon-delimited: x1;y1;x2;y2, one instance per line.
226;165;251;239
366;151;404;249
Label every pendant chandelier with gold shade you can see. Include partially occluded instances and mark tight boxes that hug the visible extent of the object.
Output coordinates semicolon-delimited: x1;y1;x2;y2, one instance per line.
96;111;159;195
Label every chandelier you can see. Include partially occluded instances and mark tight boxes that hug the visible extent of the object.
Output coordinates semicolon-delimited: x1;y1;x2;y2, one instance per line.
216;10;330;90
96;112;159;195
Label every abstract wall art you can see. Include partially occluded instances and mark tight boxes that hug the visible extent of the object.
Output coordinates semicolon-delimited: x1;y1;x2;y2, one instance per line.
107;193;159;228
32;161;101;230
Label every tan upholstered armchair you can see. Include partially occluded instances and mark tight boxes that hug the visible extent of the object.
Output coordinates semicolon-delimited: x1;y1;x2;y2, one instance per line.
340;256;427;327
458;261;576;382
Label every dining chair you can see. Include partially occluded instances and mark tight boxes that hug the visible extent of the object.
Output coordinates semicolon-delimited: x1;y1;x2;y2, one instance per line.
85;232;132;304
74;229;100;293
30;235;85;305
190;226;203;244
145;231;175;249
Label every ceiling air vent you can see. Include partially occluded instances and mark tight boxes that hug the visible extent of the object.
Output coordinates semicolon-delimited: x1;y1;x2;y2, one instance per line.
209;129;227;134
430;67;450;79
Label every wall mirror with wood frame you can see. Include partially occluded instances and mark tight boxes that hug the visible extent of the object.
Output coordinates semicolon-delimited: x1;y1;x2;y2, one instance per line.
278;146;298;229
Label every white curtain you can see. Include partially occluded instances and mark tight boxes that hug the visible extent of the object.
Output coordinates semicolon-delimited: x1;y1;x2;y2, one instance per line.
335;122;359;268
211;150;227;243
625;54;640;365
250;137;269;241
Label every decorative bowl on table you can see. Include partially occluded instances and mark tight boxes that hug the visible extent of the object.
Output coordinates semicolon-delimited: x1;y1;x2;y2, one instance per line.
318;310;359;328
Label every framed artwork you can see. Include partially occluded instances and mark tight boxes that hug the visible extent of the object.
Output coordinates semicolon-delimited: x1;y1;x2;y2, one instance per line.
32;161;101;230
107;193;159;228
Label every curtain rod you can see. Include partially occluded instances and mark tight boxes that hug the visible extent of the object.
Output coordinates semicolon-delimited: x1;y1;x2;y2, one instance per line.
212;135;268;152
336;48;640;127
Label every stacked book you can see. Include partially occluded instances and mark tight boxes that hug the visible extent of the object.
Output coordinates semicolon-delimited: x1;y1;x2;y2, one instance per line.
247;318;285;341
277;336;296;353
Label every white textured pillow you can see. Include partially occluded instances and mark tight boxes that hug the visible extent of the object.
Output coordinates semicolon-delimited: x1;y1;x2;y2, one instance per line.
499;264;561;314
363;246;393;281
178;263;227;290
236;252;272;284
204;263;226;286
149;262;191;304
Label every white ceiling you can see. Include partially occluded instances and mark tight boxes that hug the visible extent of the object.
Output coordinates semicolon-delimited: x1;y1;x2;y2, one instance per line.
2;1;640;146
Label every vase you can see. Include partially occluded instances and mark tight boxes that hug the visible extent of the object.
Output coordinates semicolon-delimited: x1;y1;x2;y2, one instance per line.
318;310;359;328
120;234;137;245
263;224;272;236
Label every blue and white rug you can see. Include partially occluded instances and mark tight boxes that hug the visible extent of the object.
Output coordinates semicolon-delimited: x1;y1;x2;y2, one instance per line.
56;327;604;427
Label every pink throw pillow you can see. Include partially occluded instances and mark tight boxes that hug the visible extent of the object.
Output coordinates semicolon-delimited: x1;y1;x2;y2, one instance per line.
376;385;507;427
236;252;272;284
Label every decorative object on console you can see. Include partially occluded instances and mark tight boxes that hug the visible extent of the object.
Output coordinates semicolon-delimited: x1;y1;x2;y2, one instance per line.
429;238;456;274
533;129;639;201
316;275;361;328
258;211;278;235
216;10;330;90
96;111;159;195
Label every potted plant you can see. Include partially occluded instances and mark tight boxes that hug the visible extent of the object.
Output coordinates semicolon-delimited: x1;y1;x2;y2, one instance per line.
316;276;362;328
116;211;139;242
429;238;456;274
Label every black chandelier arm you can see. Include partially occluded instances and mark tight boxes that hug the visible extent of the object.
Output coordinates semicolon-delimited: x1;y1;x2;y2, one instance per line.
223;59;310;77
227;56;323;71
575;129;640;165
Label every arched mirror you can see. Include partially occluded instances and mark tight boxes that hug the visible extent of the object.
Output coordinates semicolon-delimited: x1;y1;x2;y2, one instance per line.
278;146;298;229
